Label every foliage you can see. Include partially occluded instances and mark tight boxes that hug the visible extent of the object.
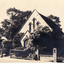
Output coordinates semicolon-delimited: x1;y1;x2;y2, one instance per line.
7;7;31;20
0;28;4;36
48;15;61;30
29;25;62;52
1;8;32;40
0;8;63;50
1;19;10;30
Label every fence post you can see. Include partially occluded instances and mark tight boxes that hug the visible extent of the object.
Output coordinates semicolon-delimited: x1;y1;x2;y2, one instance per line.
35;48;40;60
53;48;57;62
0;49;3;57
10;49;11;58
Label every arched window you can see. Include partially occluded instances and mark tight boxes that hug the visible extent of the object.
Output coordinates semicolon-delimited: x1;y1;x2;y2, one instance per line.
32;18;36;29
36;21;40;26
29;22;32;32
24;39;28;47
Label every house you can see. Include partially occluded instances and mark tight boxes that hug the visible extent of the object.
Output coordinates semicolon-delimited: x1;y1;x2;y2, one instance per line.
19;9;62;47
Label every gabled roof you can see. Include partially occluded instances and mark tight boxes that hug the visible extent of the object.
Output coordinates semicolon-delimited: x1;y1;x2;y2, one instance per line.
20;30;30;40
19;9;62;34
39;13;62;33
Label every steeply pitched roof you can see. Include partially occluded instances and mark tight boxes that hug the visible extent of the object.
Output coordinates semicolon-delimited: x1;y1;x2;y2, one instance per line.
19;9;62;34
39;13;62;33
33;9;62;33
20;30;30;40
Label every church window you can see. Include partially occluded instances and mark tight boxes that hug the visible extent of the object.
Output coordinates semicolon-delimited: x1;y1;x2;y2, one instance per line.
36;21;40;26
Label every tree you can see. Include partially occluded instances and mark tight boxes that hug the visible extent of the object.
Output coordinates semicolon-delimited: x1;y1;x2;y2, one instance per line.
1;19;11;30
29;24;62;53
1;8;32;40
7;7;31;21
0;28;4;36
48;15;61;30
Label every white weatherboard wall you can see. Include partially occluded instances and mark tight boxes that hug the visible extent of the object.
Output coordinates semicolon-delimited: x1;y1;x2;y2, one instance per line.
19;10;52;33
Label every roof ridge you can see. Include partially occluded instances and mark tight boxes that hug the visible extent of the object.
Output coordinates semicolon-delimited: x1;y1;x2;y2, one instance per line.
33;9;39;13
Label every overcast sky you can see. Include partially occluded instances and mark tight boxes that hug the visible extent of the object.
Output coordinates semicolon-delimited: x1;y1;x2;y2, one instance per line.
0;0;64;32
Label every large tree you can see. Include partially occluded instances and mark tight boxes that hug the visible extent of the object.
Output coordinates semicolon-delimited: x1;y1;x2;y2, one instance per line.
48;15;62;30
1;8;32;40
29;15;64;53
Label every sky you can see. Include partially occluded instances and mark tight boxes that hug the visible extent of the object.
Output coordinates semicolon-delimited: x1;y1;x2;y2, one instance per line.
0;0;64;32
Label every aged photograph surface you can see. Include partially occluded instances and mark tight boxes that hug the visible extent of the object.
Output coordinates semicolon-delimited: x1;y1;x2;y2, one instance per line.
0;0;64;63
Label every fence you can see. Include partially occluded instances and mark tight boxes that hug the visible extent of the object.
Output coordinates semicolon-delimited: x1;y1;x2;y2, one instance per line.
10;49;25;59
0;49;2;57
10;48;57;62
40;48;57;62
